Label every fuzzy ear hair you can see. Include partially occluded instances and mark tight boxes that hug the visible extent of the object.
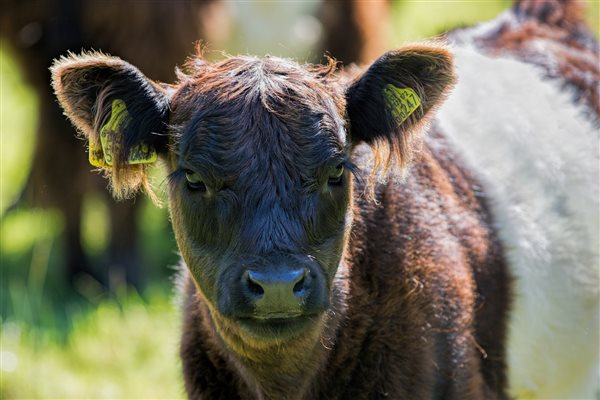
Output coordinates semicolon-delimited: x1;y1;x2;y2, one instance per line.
345;43;456;172
51;52;170;200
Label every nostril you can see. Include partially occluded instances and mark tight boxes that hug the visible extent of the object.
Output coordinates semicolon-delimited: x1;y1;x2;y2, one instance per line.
293;275;305;295
293;268;310;297
248;278;264;296
246;272;265;297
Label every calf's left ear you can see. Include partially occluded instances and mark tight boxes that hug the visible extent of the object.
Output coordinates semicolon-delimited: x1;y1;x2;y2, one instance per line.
346;44;455;170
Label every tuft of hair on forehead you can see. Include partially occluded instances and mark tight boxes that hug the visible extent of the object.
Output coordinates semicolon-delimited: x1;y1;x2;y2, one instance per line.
183;42;339;78
179;53;340;95
173;53;346;129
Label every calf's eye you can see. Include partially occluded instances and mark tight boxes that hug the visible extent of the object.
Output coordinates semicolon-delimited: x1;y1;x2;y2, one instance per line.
328;164;345;185
185;170;206;192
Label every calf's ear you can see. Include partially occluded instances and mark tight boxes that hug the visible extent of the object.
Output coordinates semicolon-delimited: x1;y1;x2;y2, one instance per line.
51;52;170;200
346;43;455;171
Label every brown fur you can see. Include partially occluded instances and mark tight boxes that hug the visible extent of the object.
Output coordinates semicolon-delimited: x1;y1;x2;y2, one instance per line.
179;131;510;399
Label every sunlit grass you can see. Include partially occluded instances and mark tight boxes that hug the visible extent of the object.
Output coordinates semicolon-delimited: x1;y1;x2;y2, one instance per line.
1;292;184;399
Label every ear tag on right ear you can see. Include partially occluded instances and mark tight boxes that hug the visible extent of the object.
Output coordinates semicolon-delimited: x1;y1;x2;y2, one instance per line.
97;99;157;167
383;84;421;125
89;139;107;168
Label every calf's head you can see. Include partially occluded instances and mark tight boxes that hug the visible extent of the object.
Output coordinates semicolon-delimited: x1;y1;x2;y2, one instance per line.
51;45;454;352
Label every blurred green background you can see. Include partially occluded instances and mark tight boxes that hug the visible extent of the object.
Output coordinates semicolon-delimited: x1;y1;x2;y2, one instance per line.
1;1;598;398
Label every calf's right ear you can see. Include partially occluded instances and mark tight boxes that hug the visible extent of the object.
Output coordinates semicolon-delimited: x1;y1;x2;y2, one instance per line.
51;52;170;199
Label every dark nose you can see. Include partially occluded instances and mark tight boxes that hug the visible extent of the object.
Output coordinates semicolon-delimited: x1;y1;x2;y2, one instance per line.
217;256;328;319
243;268;310;316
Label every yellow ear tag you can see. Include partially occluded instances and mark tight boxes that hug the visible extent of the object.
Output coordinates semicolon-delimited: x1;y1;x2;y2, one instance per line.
382;84;421;125
96;99;158;167
89;139;107;168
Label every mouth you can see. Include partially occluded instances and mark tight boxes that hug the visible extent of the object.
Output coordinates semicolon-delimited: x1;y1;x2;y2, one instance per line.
236;315;319;341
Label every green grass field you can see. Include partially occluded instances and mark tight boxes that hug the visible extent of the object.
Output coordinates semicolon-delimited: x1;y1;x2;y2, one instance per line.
1;292;183;399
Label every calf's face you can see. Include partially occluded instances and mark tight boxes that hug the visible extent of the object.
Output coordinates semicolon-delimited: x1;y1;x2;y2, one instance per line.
51;46;454;351
167;58;351;342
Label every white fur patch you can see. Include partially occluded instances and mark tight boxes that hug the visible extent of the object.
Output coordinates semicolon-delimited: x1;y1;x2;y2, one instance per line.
437;45;600;399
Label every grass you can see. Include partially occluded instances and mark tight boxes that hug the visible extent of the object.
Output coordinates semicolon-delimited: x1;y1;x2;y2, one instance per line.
1;292;184;399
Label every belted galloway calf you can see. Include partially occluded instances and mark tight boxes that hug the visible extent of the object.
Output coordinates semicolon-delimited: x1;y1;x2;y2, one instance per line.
50;2;598;398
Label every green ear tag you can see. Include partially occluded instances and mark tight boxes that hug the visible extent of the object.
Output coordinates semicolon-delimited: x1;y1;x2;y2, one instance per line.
98;99;157;166
382;85;421;125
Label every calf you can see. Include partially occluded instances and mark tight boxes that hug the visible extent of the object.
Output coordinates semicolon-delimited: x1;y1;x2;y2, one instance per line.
50;2;597;399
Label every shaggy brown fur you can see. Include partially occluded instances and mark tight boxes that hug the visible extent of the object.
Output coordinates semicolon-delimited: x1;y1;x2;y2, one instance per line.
179;132;510;399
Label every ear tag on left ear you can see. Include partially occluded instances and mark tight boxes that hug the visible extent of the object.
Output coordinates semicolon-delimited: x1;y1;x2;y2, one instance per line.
98;99;157;166
383;84;421;125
